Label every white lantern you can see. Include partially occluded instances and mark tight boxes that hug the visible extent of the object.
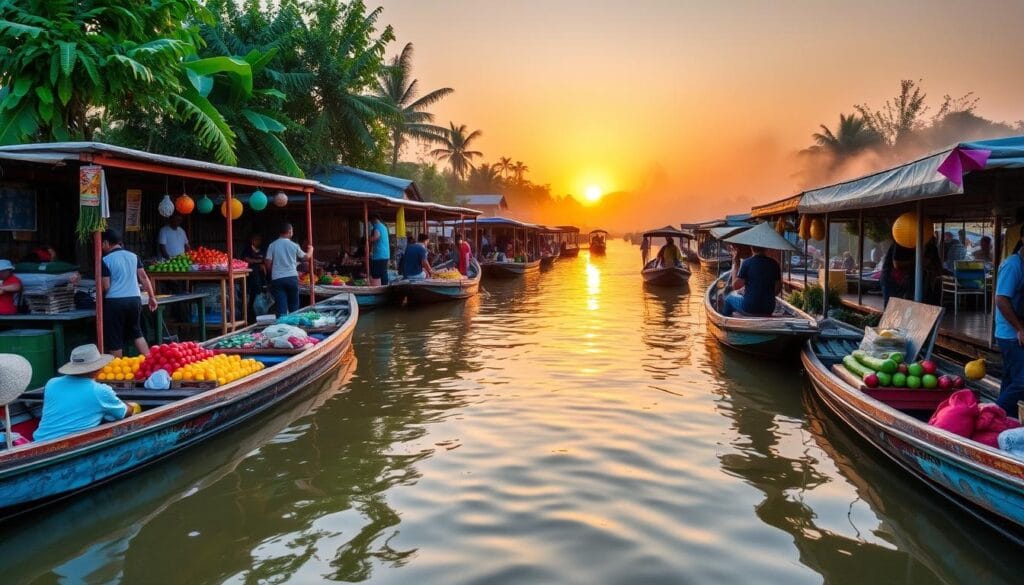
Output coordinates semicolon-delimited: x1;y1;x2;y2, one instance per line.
158;194;175;218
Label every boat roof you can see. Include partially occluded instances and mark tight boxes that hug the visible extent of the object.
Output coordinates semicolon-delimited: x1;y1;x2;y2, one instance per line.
642;225;691;238
589;229;609;234
537;225;563;233
554;225;580;233
475;216;541;229
681;214;753;230
751;193;801;218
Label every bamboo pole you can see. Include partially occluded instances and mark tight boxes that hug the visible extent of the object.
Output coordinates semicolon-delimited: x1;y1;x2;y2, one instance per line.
857;210;864;306
823;213;831;315
226;182;235;331
94;230;104;353
914;201;925;302
363;203;370;281
306;190;315;307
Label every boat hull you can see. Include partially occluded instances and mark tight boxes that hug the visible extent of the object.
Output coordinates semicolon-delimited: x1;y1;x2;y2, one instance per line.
540;255;558;269
698;256;731;273
801;343;1024;542
704;275;818;357
706;317;808;357
481;260;541;278
0;295;358;516
304;284;394;308
559;247;580;258
642;265;691;287
402;279;480;303
590;244;606;255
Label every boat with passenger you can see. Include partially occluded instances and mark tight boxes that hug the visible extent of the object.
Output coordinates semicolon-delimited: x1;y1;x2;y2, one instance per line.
640;226;692;287
589;229;608;255
684;214;753;273
476;217;542;278
397;258;482;304
555;225;581;258
539;226;562;269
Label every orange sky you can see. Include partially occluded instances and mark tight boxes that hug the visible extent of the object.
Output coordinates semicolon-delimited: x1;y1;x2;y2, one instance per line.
377;0;1024;228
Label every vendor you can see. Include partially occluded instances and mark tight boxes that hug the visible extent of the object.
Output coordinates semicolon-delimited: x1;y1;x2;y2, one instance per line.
23;243;57;263
158;213;190;259
402;234;432;281
368;214;390;286
0;259;22;315
32;344;140;442
266;222;312;316
101;229;158;357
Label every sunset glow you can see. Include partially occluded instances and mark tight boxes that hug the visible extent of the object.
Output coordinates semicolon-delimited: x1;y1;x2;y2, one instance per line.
584;185;603;203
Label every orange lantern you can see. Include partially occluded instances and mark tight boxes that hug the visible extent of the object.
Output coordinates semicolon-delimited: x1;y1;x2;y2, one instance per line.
809;217;826;241
220;198;244;220
891;211;933;249
175;194;195;215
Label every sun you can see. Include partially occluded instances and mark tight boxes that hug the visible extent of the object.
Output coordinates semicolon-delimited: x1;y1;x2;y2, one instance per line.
584;185;603;202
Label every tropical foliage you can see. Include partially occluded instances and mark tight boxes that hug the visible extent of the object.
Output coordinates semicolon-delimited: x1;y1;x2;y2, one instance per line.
430;122;483;180
810;113;882;158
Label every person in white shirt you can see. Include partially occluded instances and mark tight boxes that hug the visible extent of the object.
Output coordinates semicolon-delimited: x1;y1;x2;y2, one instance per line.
265;223;313;316
158;214;190;258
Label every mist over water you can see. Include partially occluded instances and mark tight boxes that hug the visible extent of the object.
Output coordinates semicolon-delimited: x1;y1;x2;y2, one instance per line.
1;241;1020;584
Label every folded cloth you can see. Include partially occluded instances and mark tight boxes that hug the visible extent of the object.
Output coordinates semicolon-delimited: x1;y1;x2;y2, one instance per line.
973;404;1021;448
929;389;979;438
999;427;1024;457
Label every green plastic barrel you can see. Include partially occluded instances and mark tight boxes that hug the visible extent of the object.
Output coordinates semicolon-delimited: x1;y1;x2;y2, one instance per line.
0;329;54;389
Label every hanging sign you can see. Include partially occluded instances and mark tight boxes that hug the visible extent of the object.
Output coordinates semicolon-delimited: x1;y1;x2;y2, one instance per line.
79;166;102;207
125;189;142;232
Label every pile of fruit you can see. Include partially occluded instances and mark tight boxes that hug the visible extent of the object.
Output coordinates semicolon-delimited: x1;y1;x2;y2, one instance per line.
187;247;249;271
148;254;192;272
172;354;264;385
134;342;217;381
209;332;267;350
431;269;462;280
97;356;145;382
842;350;966;390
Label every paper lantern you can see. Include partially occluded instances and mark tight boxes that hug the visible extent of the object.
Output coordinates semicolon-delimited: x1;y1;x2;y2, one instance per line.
196;195;214;214
396;206;406;238
798;215;810;240
809;217;826;241
774;217;786;235
249;189;268;211
175;194;195;215
158;195;175;218
220;198;244;220
273;191;289;207
892;211;933;249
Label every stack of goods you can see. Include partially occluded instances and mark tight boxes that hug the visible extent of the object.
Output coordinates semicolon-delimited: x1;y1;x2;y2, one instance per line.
299;273;350;286
276;311;333;328
930;389;1021;448
188;247;248;272
23;282;76;314
134;342;217;381
209;332;268;350
147;254;192;273
96;356;145;382
263;324;320;349
842;351;965;390
431;269;462;280
172;354;264;385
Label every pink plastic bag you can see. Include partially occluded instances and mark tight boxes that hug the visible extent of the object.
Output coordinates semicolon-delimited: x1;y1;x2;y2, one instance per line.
972;404;1021;448
929;389;979;438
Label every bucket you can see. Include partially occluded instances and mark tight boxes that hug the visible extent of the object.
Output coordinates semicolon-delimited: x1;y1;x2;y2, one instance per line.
0;329;54;389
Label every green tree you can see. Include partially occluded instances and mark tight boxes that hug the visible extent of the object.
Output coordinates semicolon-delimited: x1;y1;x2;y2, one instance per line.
467;163;501;193
430;122;483;181
856;79;929;147
495;156;513;179
811;113;882;158
0;0;204;143
374;42;453;174
511;160;529;183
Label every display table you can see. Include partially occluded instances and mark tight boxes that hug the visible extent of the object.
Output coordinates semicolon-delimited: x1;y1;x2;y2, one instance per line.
148;270;249;336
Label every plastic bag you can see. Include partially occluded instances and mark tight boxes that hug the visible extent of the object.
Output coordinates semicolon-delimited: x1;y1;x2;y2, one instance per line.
144;369;172;390
254;291;275;316
858;326;908;359
263;324;307;340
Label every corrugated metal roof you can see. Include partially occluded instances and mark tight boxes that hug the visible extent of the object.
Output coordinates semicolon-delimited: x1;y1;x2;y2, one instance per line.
475;216;540;229
309;165;422;201
751;194;802;218
458;194;507;207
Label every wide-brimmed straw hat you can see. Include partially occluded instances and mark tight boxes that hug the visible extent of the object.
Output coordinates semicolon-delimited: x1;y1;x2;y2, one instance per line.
58;344;114;376
724;222;799;252
0;259;14;272
0;354;31;404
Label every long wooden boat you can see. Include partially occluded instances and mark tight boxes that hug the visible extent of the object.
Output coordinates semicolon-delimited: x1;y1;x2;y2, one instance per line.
0;293;358;518
642;263;691;286
705;274;818;357
802;317;1024;543
302;282;394;309
398;258;482;303
559;246;580;258
698;253;731;273
481;258;541;278
589;229;608;255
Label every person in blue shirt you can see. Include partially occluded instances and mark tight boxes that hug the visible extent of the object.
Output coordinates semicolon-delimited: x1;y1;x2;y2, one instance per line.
995;230;1024;417
368;214;391;286
401;234;433;281
101;229;158;357
33;344;140;443
721;245;782;316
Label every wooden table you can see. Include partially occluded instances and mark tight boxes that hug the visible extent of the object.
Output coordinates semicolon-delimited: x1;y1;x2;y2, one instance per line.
148;270;250;336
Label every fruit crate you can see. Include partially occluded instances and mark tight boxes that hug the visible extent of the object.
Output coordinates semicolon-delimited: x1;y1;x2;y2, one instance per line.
24;284;76;314
833;364;955;410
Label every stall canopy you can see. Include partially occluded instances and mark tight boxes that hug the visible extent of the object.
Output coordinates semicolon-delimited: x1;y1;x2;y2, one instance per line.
475;216;540;229
642;226;691;239
751;193;802;218
681;213;752;231
798;136;1024;214
309;165;422;201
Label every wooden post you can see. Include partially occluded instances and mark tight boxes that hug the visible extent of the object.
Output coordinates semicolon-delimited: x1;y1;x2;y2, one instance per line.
363;203;371;281
474;216;480;258
914;200;925;302
94;230;105;353
823;213;831;315
857;209;864;306
226;182;236;330
306;190;315;307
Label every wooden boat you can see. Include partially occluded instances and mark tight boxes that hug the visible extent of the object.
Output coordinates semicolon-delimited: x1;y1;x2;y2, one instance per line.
554;225;581;257
802;300;1024;543
559;246;580;258
0;293;358;518
302;282;394;309
540;253;558;269
398;258;482;303
640;227;692;287
481;258;541;278
705;273;818;356
589;229;608;255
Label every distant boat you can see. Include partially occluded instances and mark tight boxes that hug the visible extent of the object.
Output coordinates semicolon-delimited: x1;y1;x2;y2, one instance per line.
682;215;753;273
481;258;541;278
640;226;692;287
555;225;581;258
705;274;818;357
589;229;608;255
475;216;544;278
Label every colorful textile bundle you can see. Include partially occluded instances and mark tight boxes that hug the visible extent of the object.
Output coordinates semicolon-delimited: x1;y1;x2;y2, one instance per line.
929;389;1021;448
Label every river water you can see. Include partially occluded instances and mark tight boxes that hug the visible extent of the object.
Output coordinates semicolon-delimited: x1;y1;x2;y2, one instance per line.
2;241;1021;584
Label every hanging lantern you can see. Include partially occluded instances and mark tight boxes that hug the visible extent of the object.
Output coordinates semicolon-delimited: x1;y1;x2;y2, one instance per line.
396;206;406;238
892;211;934;249
774;217;786;235
158;194;175;218
797;215;810;240
196;195;214;214
175;194;195;215
220;198;244;220
273;191;289;207
249;189;268;211
809;217;826;241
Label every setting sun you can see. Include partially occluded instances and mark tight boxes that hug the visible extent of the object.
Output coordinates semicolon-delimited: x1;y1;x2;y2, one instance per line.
584;185;603;202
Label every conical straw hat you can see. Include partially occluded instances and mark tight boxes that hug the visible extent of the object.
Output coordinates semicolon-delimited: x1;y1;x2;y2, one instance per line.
0;353;32;405
723;221;799;252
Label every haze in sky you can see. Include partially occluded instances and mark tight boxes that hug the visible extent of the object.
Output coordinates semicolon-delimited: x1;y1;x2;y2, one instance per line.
377;0;1024;228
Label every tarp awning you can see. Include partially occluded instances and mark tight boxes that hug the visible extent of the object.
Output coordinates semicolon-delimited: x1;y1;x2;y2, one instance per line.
642;225;691;238
751;193;801;218
798;136;1024;214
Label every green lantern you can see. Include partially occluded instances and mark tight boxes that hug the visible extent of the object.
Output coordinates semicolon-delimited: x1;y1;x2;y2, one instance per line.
249;189;268;211
196;195;214;214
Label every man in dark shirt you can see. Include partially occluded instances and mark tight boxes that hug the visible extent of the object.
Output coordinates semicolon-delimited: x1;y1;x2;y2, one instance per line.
722;245;781;316
401;233;432;280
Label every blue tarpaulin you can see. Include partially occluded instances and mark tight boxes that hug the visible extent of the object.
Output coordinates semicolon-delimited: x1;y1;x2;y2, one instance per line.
798;136;1024;214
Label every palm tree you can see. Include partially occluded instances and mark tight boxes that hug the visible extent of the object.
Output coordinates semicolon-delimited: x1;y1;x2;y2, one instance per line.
811;113;883;158
468;163;501;192
430;122;483;181
374;42;454;173
511;160;529;183
495;156;513;179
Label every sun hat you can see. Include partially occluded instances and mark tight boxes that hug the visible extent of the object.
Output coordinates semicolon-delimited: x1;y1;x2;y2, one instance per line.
723;222;799;252
0;259;14;272
0;354;32;405
58;344;114;376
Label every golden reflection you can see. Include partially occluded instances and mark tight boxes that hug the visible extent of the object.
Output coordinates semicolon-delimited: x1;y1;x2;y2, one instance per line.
585;257;600;311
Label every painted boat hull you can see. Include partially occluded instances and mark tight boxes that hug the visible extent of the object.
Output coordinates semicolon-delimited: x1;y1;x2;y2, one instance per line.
304;283;394;309
801;338;1024;542
704;275;818;357
559;247;580;258
481;260;541;279
0;294;359;517
590;244;607;255
642;265;691;286
402;279;480;303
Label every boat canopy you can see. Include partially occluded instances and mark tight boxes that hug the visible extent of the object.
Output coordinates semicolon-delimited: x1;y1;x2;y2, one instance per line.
642;226;691;239
798;136;1024;214
751;193;801;218
681;213;753;231
590;228;609;235
723;222;799;252
475;216;541;229
537;225;563;233
555;225;580;233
